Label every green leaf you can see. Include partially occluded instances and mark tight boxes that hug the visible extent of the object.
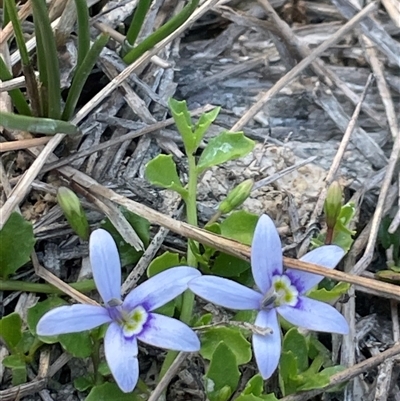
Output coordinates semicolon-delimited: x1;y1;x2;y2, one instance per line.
74;0;90;69
124;0;152;47
236;395;279;401
123;0;199;65
200;326;251;365
62;33;109;120
3;355;27;386
205;341;240;401
220;210;259;245
279;351;298;396
0;112;79;135
308;281;350;303
27;296;67;337
212;253;250;277
168;98;194;153
101;208;150;267
297;365;345;391
0;212;35;279
0;312;22;349
197;132;255;173
59;331;93;358
86;382;142;401
74;375;94;391
145;154;188;199
241;374;264;396
31;0;61;119
147;251;181;277
3;354;25;369
282;328;308;373
233;310;257;324
0;56;31;116
193;107;221;149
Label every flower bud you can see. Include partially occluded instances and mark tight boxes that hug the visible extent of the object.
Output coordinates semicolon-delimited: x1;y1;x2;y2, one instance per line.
324;181;343;229
57;187;90;240
218;179;254;215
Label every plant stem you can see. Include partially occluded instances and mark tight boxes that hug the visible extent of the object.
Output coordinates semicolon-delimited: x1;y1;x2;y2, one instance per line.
159;153;198;381
91;335;101;385
0;279;96;294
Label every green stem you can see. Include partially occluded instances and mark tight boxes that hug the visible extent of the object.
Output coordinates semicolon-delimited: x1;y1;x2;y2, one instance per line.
180;152;198;324
91;335;101;385
0;279;96;294
159;153;198;381
25;338;44;363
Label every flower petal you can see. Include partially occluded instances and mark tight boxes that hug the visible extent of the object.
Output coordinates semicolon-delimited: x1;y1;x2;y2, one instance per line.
252;309;281;379
189;276;262;310
278;296;349;334
90;229;122;304
123;267;201;311
104;322;139;393
251;215;283;293
138;313;200;351
285;245;345;293
36;305;112;336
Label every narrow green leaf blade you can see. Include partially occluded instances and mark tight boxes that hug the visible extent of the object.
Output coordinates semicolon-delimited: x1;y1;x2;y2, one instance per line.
0;57;31;116
0;112;79;135
32;0;61;119
74;0;90;69
62;34;109;121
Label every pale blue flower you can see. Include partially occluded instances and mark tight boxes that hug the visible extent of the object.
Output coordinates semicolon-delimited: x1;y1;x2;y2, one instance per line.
188;214;349;380
37;229;201;393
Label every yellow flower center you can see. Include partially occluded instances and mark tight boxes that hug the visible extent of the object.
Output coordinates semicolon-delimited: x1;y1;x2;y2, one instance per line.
120;305;148;337
261;275;298;309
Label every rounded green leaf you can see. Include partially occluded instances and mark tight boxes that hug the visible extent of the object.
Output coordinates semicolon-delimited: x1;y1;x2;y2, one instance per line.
197;132;255;173
220;210;258;245
0;212;35;279
59;331;94;358
200;326;251;365
147;251;181;277
205;341;240;400
145;154;188;198
86;382;142;401
212;253;250;277
0;312;22;349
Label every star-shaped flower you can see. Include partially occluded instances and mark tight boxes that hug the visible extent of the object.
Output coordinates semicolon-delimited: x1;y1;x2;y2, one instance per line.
37;229;201;392
188;214;349;379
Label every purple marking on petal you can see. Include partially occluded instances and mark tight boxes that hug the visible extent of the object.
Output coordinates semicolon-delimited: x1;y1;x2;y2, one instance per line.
284;245;345;293
251;215;283;293
189;276;263;310
36;305;112;336
89;229;122;304
123;266;201;312
277;296;349;334
138;313;200;352
252;309;281;380
104;322;139;393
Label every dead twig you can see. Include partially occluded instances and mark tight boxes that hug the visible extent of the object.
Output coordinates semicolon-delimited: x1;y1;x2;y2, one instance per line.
230;1;378;131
